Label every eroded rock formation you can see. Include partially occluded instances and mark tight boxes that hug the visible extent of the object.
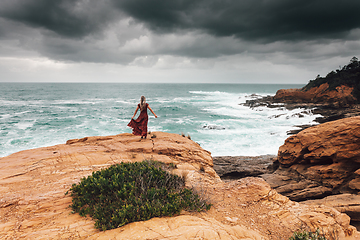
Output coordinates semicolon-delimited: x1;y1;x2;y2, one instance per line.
1;132;359;239
303;194;360;222
255;116;360;230
273;83;357;107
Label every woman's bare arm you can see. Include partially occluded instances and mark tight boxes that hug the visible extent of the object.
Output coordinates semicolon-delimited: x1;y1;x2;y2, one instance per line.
148;106;158;118
132;106;139;119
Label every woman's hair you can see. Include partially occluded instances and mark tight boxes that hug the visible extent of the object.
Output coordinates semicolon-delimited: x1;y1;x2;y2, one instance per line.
140;96;146;110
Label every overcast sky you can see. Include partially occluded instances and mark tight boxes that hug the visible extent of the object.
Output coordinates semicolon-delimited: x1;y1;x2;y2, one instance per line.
0;0;359;84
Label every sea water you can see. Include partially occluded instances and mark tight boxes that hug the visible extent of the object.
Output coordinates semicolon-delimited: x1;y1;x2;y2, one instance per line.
0;83;319;158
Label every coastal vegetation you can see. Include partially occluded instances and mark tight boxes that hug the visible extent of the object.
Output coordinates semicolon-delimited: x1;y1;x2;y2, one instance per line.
303;56;360;102
66;160;211;231
289;229;327;240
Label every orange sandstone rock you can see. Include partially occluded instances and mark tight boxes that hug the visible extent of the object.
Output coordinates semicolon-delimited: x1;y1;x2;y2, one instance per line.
278;116;360;166
273;83;357;106
266;116;360;226
1;132;359;239
269;117;360;202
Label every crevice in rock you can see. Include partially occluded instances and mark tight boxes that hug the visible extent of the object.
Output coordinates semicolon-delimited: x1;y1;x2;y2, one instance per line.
268;159;280;172
310;157;334;165
351;220;360;232
221;171;263;180
150;138;155;153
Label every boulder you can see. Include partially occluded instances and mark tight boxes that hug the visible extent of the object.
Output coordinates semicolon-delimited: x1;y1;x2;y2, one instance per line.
278;116;360;166
1;132;359;239
261;117;360;202
212;155;277;180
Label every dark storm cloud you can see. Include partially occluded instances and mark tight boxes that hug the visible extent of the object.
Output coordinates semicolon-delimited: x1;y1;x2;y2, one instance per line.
1;0;360;42
115;0;360;41
0;0;117;38
0;0;359;68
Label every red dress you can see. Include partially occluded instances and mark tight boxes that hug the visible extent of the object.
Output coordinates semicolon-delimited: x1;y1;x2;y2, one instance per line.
127;103;148;137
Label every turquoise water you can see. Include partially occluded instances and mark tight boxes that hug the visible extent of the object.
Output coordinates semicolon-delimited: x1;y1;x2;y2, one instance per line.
0;83;319;157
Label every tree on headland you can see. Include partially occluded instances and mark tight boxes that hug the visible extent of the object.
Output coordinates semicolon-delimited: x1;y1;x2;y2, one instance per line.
349;56;359;68
350;56;359;63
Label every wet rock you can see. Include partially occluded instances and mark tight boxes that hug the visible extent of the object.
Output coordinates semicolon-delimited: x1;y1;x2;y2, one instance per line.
213;155;278;180
202;124;226;130
242;83;360;135
286;124;318;135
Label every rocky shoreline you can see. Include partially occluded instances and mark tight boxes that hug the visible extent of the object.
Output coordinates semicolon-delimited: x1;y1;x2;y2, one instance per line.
213;116;360;232
242;94;360;134
214;81;360;232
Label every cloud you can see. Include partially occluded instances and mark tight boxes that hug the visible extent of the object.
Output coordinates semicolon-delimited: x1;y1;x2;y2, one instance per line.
115;0;360;42
0;0;359;83
3;0;360;42
0;0;119;38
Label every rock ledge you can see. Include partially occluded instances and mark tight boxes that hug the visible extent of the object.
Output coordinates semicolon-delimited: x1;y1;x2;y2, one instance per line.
1;132;359;239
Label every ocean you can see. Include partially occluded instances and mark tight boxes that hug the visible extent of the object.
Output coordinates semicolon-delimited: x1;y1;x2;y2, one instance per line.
0;83;320;158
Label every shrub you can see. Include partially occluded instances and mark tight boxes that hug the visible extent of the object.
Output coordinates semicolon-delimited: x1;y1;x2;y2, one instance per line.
289;229;327;240
66;160;211;231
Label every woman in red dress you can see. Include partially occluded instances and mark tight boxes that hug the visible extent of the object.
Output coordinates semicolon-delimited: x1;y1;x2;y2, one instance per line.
127;96;158;139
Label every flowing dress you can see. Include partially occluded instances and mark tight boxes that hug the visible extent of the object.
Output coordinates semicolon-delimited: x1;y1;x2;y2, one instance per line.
127;103;148;137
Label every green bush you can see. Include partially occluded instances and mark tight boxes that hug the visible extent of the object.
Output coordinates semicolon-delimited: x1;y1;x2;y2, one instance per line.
289;229;327;240
66;160;211;231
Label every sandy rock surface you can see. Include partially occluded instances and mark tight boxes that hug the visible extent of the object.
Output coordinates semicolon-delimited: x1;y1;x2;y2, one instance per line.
1;132;359;239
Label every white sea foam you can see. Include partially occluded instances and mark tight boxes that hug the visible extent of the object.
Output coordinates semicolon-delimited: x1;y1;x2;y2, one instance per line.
115;100;134;105
52;100;97;105
15;121;35;130
185;90;320;156
1;114;12;119
189;90;232;96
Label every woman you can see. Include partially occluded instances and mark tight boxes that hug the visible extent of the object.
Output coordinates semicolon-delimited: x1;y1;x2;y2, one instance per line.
127;96;158;139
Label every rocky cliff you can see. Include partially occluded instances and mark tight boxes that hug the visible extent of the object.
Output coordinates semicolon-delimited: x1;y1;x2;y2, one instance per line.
274;57;360;107
1;132;359;239
273;83;357;107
